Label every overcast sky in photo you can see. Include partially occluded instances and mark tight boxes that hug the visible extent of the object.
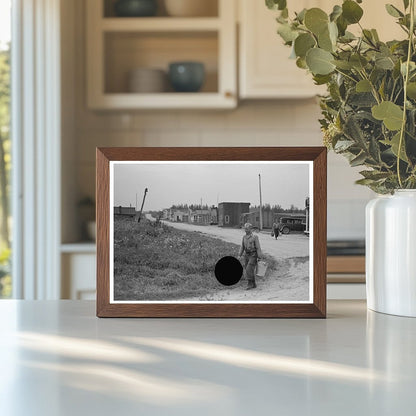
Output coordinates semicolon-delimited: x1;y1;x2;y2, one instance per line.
113;162;310;211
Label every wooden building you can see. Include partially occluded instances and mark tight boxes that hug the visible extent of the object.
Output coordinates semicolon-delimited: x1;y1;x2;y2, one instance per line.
240;210;274;229
218;202;250;227
114;206;136;217
190;209;211;225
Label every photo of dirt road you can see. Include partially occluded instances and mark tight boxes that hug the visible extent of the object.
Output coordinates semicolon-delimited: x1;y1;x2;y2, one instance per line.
149;214;310;301
112;161;312;303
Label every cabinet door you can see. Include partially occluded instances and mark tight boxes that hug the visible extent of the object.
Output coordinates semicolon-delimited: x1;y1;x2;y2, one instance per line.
238;0;404;99
239;0;326;99
62;253;96;300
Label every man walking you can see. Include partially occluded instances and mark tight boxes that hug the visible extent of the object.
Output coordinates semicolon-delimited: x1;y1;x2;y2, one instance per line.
239;223;263;290
272;221;280;239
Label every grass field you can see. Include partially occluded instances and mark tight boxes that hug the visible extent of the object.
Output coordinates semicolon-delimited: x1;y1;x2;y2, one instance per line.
113;216;276;301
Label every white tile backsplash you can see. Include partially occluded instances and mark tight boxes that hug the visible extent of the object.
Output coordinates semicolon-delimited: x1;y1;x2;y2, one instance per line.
328;199;369;240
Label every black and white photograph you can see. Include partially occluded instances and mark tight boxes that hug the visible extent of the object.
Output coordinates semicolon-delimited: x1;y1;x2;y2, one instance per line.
110;161;313;303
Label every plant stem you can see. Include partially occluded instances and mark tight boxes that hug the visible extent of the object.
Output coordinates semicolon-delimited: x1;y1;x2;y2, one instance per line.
334;68;358;84
397;0;415;188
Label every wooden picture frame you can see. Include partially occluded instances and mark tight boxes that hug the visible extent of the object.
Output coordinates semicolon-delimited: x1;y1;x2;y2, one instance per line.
96;147;327;318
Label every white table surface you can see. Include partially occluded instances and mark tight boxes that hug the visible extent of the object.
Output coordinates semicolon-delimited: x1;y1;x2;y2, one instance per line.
0;300;415;416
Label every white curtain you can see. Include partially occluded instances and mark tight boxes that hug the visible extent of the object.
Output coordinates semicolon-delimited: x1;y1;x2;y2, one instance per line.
12;0;61;299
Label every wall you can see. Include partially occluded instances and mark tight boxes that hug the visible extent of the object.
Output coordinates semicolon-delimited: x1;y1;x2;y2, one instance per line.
61;0;374;243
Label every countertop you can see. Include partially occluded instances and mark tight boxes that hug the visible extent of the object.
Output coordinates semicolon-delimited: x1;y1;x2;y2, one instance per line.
0;300;415;415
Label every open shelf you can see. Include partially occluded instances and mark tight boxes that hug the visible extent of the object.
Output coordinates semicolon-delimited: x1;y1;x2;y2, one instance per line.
102;17;221;31
104;31;218;94
87;0;236;109
61;243;96;254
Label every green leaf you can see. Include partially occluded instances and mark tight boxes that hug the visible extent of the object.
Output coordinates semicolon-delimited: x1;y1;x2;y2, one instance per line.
294;33;316;58
339;31;356;43
296;57;308;69
306;48;335;75
333;60;353;70
363;29;376;46
375;55;395;70
371;29;380;42
372;101;404;131
266;0;287;11
342;0;364;24
328;21;338;44
385;4;404;18
277;23;298;43
385;132;409;162
403;0;410;10
355;178;377;186
350;152;367;167
334;140;355;152
356;79;372;92
350;54;368;70
344;115;367;147
360;170;392;181
276;14;287;24
313;74;332;85
336;15;348;36
296;8;307;23
330;5;342;22
369;136;382;163
401;61;416;76
318;27;334;52
304;8;329;35
407;82;416;99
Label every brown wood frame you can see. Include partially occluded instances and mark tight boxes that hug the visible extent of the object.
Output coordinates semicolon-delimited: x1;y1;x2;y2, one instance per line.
96;147;327;318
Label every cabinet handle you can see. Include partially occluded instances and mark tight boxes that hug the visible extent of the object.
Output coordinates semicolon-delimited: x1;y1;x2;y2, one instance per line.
224;91;234;99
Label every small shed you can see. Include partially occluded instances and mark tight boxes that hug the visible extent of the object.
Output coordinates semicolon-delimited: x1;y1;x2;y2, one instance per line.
218;202;250;227
114;206;136;217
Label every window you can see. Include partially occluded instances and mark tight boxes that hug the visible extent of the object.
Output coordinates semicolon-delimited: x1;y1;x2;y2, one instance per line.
0;0;11;298
224;215;230;224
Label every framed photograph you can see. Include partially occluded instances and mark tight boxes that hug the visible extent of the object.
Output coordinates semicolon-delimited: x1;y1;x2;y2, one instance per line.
96;147;327;318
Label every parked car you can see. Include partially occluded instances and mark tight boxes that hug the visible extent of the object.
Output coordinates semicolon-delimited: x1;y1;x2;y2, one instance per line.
279;216;306;234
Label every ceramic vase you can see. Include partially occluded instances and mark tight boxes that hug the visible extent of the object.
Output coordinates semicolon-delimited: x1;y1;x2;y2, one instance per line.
366;190;416;317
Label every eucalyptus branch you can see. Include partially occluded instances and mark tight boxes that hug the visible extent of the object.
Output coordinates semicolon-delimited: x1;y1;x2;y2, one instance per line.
397;0;415;188
334;68;359;84
359;69;381;104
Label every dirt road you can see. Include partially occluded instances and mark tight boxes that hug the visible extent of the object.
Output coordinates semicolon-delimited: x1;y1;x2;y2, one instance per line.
156;218;309;260
145;214;311;301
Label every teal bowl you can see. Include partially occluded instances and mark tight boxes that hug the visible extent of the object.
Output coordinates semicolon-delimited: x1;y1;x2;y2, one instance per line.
168;62;205;93
114;0;158;17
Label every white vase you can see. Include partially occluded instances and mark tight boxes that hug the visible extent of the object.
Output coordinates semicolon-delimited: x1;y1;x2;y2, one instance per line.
366;190;416;317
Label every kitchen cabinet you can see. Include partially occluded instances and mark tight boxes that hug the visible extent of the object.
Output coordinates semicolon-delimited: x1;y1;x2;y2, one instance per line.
238;0;404;99
238;0;325;99
61;245;96;300
86;0;237;109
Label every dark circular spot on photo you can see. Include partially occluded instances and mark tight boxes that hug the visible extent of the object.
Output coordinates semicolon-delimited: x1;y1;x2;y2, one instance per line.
214;256;243;286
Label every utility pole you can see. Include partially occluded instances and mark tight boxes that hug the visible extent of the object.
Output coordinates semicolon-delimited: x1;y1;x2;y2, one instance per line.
259;174;263;231
137;188;148;223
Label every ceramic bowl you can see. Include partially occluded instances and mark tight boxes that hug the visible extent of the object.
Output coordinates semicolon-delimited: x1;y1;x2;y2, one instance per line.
128;68;167;93
114;0;158;17
168;62;205;92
